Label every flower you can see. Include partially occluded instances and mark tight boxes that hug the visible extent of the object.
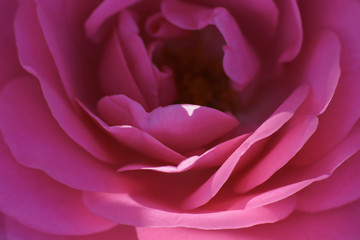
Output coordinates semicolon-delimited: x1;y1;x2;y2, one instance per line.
1;0;360;239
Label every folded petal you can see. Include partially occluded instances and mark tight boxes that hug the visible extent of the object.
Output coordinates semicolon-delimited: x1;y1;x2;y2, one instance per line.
98;94;239;153
14;0;122;164
0;134;116;235
296;151;360;212
274;0;303;62
181;84;309;209
137;199;360;240
83;192;296;229
5;217;138;240
85;0;140;42
0;77;130;192
162;0;259;90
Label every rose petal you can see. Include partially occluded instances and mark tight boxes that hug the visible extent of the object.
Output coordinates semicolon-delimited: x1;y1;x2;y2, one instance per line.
234;114;318;193
237;119;360;210
136;199;360;240
0;77;130;192
299;30;341;115
80;100;185;164
162;0;259;90
5;217;137;240
275;0;303;62
83;192;296;229
36;0;101;105
181;84;309;209
291;0;360;166
0;0;23;87
99;31;147;108
0;134;116;235
85;0;140;42
99;94;239;153
117;10;160;110
117;134;249;173
14;0;121;164
296;151;360;212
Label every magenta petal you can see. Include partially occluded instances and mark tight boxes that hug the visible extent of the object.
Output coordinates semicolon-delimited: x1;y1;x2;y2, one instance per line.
117;134;248;173
81;100;185;164
85;0;140;42
83;192;295;229
299;30;341;114
275;0;303;62
0;135;116;235
99;94;239;153
99;31;147;108
117;10;160;110
162;0;259;90
5;217;137;240
181;84;309;209
240;119;360;210
0;0;23;87
141;105;239;153
36;0;100;104
234;114;318;193
296;151;360;212
0;77;129;192
14;0;119;163
137;200;360;240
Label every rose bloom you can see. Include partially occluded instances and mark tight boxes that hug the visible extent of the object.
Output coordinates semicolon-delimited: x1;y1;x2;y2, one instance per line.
1;0;360;239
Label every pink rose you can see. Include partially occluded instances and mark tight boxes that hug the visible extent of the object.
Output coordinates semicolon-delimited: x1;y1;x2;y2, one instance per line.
1;0;360;239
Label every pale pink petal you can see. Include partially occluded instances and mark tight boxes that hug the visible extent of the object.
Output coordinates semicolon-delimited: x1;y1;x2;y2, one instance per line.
181;84;309;209
5;217;138;240
14;0;122;164
274;0;303;62
137;199;360;240
98;94;239;153
234;114;318;193
141;105;239;153
0;77;130;192
235;119;360;210
162;0;259;90
80;100;185;164
117;10;159;110
0;135;116;235
83;192;296;229
296;151;360;212
117;134;248;173
85;0;140;42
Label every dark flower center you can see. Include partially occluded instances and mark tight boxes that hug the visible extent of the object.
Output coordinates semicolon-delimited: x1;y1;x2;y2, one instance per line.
154;28;239;113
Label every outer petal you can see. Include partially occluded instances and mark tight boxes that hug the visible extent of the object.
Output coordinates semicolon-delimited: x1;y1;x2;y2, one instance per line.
0;77;130;192
296;151;360;212
83;192;296;229
0;0;23;88
0;132;116;235
181;84;309;209
5;217;138;240
14;0;123;164
136;199;360;240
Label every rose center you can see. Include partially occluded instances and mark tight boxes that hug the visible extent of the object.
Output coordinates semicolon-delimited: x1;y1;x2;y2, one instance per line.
154;28;239;113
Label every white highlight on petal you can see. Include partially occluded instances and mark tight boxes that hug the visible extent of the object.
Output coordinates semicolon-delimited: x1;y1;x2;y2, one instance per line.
182;105;200;116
